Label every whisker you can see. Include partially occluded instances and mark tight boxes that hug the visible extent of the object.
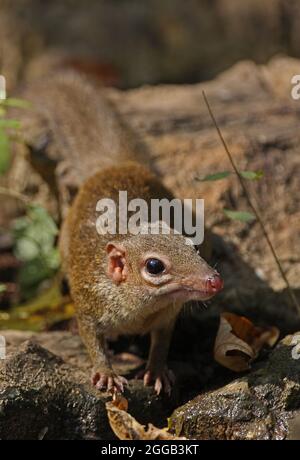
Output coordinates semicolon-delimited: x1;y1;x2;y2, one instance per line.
183;305;187;318
190;301;197;315
182;301;193;318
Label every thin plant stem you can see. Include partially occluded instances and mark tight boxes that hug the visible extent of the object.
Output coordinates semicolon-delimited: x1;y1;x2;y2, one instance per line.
202;90;300;314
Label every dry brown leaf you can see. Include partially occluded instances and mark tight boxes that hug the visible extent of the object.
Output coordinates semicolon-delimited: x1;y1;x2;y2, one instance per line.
214;312;280;372
106;396;186;440
106;400;146;440
112;394;129;411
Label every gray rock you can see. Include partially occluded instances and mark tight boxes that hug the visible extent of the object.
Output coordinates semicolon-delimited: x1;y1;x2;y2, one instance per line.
170;333;300;440
0;331;175;440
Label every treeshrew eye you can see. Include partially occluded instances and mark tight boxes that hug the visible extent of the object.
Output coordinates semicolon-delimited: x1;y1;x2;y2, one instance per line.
145;258;165;275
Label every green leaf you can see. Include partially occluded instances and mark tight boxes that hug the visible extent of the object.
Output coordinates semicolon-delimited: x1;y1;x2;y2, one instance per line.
0;129;10;174
43;249;60;271
13;204;60;295
18;259;52;289
196;171;232;181
27;204;58;238
15;237;40;261
0;284;6;294
223;209;256;222
240;170;264;180
0;98;31;109
0;119;21;129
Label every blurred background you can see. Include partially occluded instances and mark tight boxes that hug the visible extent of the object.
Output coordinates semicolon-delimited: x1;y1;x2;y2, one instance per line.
1;0;300;90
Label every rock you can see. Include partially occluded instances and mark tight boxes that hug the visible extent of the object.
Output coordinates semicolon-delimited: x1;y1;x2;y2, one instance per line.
170;333;300;440
0;330;175;440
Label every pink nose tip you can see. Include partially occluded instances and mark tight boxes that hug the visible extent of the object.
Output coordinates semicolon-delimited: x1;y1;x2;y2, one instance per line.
206;273;223;293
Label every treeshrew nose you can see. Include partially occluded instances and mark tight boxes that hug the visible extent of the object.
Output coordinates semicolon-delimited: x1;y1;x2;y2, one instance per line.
206;273;223;293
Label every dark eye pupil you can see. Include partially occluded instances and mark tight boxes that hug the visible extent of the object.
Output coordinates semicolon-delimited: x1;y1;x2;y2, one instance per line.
146;258;165;275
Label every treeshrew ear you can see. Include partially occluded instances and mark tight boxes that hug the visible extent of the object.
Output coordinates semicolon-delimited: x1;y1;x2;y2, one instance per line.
106;242;128;284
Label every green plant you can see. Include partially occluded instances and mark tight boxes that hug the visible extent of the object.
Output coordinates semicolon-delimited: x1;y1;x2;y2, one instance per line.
13;204;60;299
196;170;264;222
0;96;60;299
0;97;30;175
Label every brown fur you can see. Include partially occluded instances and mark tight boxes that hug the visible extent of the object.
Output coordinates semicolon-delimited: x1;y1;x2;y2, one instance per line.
62;161;219;392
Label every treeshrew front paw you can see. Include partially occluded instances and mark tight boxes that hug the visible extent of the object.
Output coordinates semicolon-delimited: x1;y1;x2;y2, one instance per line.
92;370;128;394
135;367;175;395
